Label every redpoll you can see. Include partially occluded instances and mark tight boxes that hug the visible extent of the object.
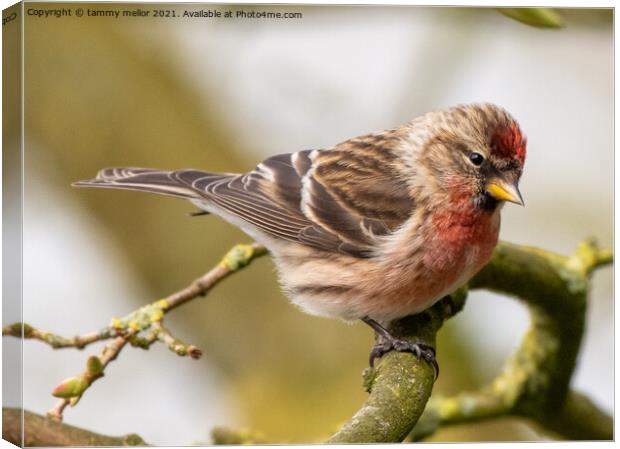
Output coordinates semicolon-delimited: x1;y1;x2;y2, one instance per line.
74;103;526;374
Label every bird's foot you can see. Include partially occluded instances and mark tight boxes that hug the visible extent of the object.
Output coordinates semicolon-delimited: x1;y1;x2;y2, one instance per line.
362;316;438;378
369;336;438;378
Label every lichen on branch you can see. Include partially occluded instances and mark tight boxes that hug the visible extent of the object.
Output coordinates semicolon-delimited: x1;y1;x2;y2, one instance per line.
2;322;112;348
327;239;612;443
3;242;267;422
2;239;611;443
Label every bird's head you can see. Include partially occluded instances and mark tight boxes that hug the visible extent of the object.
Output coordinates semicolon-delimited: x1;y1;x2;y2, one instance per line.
414;103;526;211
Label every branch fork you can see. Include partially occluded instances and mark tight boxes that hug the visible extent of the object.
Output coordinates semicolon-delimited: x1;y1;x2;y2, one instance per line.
2;239;612;442
3;243;267;421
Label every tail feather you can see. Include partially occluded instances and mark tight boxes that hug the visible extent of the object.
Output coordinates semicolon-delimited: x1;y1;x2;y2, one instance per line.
73;167;200;199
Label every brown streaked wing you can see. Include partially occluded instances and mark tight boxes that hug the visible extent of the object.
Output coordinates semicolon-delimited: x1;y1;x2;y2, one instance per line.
174;132;414;258
76;134;414;258
173;151;377;257
303;131;414;242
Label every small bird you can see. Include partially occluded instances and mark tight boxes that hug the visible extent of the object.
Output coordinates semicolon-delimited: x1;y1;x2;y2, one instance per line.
74;103;526;374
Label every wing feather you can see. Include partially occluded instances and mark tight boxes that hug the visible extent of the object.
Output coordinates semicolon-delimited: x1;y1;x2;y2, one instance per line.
75;129;415;258
74;168;197;198
181;131;414;257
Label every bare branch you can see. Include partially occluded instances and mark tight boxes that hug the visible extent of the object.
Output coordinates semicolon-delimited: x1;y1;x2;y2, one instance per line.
152;321;202;359
4;242;268;421
164;242;268;311
48;334;133;420
327;239;612;442
2;322;112;349
3;240;611;442
3;408;148;446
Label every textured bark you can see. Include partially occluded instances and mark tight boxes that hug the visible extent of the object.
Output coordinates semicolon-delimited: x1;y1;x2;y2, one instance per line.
326;311;445;443
2;240;612;445
329;240;611;442
2;408;147;446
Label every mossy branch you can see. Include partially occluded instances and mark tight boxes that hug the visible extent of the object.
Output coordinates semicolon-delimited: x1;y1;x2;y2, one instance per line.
327;292;465;443
2;240;611;444
328;239;611;443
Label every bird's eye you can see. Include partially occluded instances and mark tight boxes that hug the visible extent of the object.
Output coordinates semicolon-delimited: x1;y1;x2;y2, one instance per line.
468;152;485;166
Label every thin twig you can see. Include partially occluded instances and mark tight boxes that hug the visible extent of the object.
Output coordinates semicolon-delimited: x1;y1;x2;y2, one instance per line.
2;323;112;349
3;240;611;441
152;321;202;359
164;242;267;311
48;334;134;420
0;242;270;421
46;399;70;422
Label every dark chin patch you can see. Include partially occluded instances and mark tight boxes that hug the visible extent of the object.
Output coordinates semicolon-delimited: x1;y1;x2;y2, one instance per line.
474;192;499;211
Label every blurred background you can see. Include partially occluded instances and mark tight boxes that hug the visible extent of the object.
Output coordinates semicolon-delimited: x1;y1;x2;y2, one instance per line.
3;4;612;444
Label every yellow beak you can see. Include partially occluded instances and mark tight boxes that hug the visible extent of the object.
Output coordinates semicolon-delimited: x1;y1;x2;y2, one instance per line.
485;178;524;206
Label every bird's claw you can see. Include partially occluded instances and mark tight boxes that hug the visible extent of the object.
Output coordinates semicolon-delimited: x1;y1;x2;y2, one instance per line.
369;338;439;379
